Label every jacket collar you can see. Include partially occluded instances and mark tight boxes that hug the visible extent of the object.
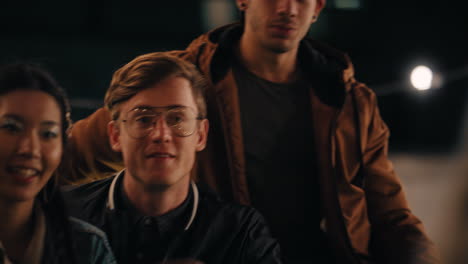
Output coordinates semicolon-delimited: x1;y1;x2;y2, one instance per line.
106;170;199;231
185;22;357;108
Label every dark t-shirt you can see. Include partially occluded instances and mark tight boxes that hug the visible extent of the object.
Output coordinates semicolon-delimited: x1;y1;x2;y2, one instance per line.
233;59;329;262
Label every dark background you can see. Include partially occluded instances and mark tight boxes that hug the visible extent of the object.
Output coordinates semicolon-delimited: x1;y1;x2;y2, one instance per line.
1;0;467;154
1;1;467;262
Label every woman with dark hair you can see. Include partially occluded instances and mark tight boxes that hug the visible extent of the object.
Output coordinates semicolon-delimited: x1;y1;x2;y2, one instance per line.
0;63;115;264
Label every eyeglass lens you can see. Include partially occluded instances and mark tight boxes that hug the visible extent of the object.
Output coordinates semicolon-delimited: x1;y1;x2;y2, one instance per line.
125;107;197;138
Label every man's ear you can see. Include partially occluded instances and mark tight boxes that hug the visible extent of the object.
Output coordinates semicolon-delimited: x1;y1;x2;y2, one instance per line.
195;119;209;152
313;0;326;21
108;120;122;152
236;0;248;11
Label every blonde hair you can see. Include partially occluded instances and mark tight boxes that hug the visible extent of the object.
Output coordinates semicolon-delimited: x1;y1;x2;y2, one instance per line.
104;52;207;120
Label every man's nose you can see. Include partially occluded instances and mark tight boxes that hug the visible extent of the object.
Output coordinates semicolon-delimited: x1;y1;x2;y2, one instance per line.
276;0;298;17
16;130;41;159
148;116;172;143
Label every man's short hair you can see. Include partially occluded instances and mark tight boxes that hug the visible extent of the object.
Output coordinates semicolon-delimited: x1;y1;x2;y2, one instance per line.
104;52;207;120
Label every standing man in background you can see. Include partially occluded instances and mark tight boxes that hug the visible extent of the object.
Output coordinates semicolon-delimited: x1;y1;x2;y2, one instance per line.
60;0;439;263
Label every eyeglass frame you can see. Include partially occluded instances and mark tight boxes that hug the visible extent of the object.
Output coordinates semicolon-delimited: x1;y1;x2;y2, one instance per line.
119;105;205;138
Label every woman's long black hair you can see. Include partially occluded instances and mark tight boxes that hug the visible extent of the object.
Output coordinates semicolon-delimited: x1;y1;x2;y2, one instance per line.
0;63;76;264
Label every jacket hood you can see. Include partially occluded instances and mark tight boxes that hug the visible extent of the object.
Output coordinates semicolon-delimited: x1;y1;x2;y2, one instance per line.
185;22;357;107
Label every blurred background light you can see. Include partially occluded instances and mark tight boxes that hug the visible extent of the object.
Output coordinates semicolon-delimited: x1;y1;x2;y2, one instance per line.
334;0;361;9
411;65;433;90
201;0;236;31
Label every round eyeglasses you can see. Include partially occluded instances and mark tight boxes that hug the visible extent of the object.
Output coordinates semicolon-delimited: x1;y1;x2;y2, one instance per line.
121;106;204;138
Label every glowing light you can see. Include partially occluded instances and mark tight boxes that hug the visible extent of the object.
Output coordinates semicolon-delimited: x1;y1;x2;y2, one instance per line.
411;65;433;90
335;0;361;9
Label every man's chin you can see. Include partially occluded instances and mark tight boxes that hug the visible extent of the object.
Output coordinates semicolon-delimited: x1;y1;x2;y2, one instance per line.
143;181;171;192
130;170;172;192
265;41;295;54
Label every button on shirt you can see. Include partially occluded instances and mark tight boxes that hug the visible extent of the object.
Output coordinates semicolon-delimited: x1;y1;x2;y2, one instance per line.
117;182;193;264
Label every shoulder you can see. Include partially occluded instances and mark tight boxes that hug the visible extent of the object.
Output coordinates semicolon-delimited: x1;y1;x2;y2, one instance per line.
350;81;386;129
184;23;243;82
351;80;378;103
194;185;281;263
196;183;267;227
61;176;115;220
69;217;108;240
69;217;117;264
62;176;114;199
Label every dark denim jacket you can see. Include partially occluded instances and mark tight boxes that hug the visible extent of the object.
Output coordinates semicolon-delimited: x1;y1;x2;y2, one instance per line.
0;217;115;264
69;217;117;264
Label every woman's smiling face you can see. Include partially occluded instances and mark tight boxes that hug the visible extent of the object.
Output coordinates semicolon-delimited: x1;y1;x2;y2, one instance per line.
0;89;63;202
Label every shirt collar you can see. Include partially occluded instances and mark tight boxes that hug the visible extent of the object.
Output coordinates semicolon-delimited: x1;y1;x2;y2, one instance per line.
106;170;199;231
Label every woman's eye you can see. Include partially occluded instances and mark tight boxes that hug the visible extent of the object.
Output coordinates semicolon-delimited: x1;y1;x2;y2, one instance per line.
0;119;22;133
41;130;59;139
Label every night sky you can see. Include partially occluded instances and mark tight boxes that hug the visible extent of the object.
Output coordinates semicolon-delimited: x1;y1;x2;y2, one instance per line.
1;0;467;153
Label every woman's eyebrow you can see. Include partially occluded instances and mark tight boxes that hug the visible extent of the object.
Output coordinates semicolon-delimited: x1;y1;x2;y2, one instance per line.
1;114;24;122
40;120;60;126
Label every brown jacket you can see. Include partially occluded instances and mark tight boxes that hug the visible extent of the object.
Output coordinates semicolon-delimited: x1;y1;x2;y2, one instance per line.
60;24;439;263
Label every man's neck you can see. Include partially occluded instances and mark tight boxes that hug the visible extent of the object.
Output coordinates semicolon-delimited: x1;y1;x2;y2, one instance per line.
238;35;300;83
122;173;190;217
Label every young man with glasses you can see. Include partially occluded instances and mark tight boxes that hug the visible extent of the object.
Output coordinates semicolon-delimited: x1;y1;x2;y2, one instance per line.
62;53;282;264
61;0;439;263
